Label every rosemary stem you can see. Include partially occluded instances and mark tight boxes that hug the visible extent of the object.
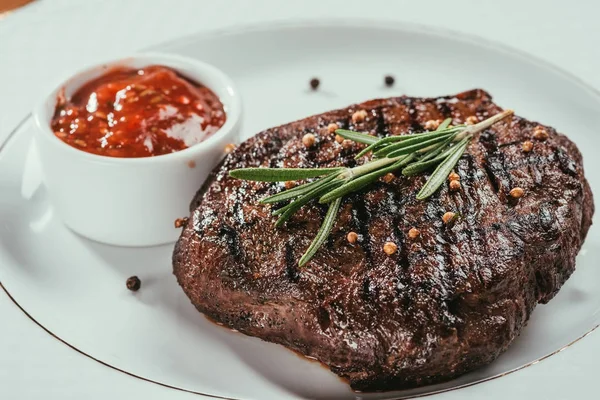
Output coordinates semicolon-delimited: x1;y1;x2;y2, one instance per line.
342;155;402;179
454;130;470;141
457;109;514;140
418;141;449;154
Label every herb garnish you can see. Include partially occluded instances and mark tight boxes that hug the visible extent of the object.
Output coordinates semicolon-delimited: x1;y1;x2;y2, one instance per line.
230;109;513;266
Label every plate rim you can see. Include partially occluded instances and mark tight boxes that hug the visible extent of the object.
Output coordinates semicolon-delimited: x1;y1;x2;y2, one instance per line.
2;18;600;400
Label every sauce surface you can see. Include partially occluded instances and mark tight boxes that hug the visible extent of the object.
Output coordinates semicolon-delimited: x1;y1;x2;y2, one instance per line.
51;65;226;158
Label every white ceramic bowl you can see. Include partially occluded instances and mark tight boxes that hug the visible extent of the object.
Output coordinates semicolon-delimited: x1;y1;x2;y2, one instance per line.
33;53;242;246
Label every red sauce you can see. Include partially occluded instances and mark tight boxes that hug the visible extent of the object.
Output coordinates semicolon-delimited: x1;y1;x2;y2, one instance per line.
50;65;226;158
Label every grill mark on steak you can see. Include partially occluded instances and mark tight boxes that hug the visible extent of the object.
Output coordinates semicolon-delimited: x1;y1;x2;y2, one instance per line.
218;224;242;262
362;276;373;300
479;130;512;195
285;241;300;283
173;89;594;391
507;218;528;242
317;305;332;332
539;202;559;239
388;193;410;271
506;153;560;170
350;194;375;268
426;191;455;297
232;199;245;226
555;147;579;177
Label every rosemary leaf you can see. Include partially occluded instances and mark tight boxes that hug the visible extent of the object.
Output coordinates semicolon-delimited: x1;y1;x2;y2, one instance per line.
402;154;446;176
415;137;471;200
383;134;455;158
230;167;342;182
260;172;340;204
274;179;344;224
403;124;462;138
403;141;467;176
404;135;463;177
319;155;414;204
354;136;404;159
298;197;342;267
417;134;456;162
334;129;378;145
373;131;455;158
353;119;457;160
436;118;453;131
375;128;460;156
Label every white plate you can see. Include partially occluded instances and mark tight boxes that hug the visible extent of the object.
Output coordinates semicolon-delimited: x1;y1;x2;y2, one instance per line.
1;21;600;400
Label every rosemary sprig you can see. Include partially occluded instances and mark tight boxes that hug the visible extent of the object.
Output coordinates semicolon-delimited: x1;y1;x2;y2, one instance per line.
229;167;342;182
229;109;514;266
298;197;342;267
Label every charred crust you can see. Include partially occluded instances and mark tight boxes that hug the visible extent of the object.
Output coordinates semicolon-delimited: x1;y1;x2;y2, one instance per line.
173;90;593;391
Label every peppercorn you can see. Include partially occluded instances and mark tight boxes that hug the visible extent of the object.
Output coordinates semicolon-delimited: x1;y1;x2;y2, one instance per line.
383;242;398;255
509;187;524;199
302;133;316;148
408;227;420;239
309;78;320;90
342;139;353;150
174;217;189;228
347;232;358;244
424;120;440;130
533;126;549;141
442;212;457;225
352;110;368;124
126;276;141;291
448;171;460;181
384;75;395;87
449;180;461;192
465;116;479;125
224;143;236;153
327;123;339;134
284;181;296;190
382;173;395;183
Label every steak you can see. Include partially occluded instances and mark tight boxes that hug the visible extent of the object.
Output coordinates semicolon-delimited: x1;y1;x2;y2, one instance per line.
173;89;594;391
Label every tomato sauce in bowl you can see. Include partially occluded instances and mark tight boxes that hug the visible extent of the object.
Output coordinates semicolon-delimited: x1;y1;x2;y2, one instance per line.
34;53;241;246
50;65;226;158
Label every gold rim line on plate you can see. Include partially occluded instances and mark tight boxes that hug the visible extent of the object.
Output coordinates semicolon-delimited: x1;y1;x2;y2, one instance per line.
1;19;600;399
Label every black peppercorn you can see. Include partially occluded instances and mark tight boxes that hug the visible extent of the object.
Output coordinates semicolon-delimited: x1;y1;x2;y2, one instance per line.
126;276;141;291
384;75;395;87
309;78;320;90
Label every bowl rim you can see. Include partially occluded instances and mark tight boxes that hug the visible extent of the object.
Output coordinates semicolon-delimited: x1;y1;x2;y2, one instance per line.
32;51;242;166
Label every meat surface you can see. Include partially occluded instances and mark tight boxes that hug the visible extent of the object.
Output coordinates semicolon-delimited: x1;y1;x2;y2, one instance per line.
172;89;594;391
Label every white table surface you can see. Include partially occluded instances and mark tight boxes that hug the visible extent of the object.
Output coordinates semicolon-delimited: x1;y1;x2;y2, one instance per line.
1;1;599;399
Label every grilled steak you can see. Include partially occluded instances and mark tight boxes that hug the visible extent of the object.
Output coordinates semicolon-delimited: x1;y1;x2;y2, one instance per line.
173;89;594;391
